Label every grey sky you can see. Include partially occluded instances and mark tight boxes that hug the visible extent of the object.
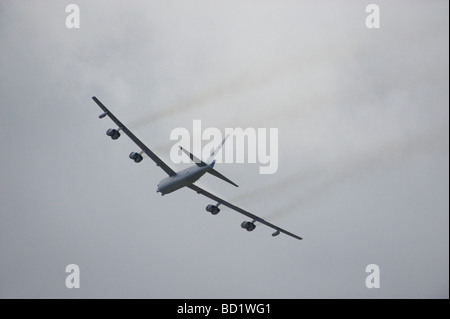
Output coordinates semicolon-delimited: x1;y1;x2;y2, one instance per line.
0;1;448;298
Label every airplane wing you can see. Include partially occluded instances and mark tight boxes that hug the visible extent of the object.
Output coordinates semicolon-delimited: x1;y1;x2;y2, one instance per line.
187;184;303;240
92;96;177;176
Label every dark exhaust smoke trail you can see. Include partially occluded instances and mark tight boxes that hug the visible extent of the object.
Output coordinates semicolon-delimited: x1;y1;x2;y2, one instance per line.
264;128;448;221
127;52;332;130
230;127;448;222
127;72;275;130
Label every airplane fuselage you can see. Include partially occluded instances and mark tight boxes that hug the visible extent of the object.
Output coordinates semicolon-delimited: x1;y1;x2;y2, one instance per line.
157;164;211;195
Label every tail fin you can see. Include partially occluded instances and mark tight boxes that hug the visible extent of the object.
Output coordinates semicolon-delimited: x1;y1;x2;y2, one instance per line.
206;134;230;163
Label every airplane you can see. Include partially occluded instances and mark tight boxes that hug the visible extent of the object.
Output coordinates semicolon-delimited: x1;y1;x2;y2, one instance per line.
92;96;303;241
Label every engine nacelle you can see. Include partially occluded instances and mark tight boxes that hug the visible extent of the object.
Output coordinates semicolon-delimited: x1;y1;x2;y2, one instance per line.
241;221;256;231
129;152;143;162
129;152;139;160
106;128;120;140
206;204;220;215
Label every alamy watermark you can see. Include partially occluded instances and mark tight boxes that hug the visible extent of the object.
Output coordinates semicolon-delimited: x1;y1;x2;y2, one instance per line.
65;264;80;289
65;4;80;29
365;4;380;29
365;264;380;289
170;120;279;174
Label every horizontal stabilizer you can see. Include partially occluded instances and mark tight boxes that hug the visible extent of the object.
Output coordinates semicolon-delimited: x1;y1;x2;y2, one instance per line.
208;168;239;187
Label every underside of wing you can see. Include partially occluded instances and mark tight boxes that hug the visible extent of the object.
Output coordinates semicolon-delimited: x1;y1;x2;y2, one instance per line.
92;96;176;176
187;184;303;241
